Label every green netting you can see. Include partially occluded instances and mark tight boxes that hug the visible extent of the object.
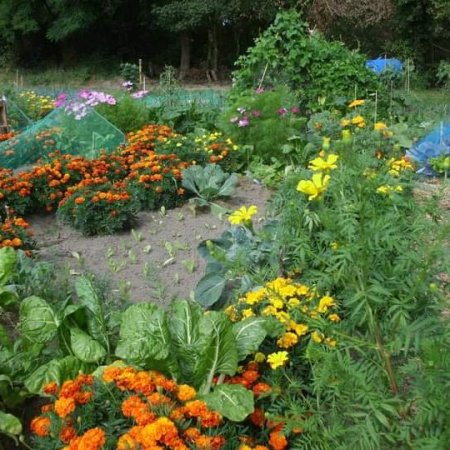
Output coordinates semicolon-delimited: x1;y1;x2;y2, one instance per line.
0;108;125;169
4;99;32;131
142;89;226;108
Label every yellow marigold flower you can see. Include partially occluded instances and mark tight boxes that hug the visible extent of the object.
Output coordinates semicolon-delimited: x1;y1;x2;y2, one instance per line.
297;173;331;201
267;351;289;369
229;205;258;226
245;289;265;305
349;99;365;108
308;154;339;172
274;311;291;323
374;122;387;130
269;296;284;310
328;313;341;322
351;115;366;128
325;337;337;347
289;322;309;336
254;352;266;363
311;331;324;343
287;297;300;308
317;295;336;313
277;332;299;349
262;305;278;316
376;185;390;195
296;284;310;296
242;308;255;318
340;118;351;127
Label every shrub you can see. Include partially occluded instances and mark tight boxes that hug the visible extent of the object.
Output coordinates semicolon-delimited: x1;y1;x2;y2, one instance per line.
57;183;138;236
232;10;380;112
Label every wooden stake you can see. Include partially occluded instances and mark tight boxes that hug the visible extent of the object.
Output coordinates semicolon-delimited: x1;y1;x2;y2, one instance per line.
139;59;143;88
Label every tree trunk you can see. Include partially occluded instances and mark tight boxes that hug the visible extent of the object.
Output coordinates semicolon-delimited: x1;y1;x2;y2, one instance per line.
179;32;191;80
207;24;219;82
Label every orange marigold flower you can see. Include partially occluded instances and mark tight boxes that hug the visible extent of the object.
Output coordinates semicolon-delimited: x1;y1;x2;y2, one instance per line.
59;380;81;398
184;400;208;418
54;397;76;418
76;427;106;450
199;411;222;428
117;433;137;450
250;408;266;427
252;382;272;397
43;381;58;395
268;431;288;450
60;425;77;443
74;196;85;205
30;416;51;437
74;391;92;405
177;384;196;402
242;370;259;384
41;403;53;413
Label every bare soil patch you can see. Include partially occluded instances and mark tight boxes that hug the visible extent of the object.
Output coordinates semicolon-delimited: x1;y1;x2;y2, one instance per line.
29;176;272;306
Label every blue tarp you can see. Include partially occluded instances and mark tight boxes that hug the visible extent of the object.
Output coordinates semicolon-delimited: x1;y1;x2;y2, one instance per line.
366;57;403;74
406;123;450;174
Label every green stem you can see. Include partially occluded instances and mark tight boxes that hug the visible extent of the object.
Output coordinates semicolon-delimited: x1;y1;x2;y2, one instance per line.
373;321;398;394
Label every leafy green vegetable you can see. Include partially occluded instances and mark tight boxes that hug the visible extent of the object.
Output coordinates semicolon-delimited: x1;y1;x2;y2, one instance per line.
202;384;254;422
233;317;268;360
20;296;59;344
69;327;106;363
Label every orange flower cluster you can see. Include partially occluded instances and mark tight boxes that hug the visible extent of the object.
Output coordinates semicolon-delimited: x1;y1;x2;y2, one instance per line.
31;365;226;450
225;362;271;398
0;131;16;142
0;215;33;250
0;123;235;240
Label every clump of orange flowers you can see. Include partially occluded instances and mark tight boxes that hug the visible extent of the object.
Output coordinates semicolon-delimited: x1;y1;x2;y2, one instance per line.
0;124;236;240
30;365;226;450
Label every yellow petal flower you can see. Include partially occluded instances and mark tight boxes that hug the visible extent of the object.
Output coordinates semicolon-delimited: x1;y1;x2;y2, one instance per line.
308;154;339;172
296;173;331;201
267;351;289;369
348;99;365;108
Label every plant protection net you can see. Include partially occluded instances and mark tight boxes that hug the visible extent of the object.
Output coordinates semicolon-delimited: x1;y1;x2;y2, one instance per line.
142;89;226;108
0;107;125;170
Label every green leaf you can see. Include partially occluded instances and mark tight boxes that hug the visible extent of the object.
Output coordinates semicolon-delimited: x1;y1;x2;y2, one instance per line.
0;324;11;349
202;384;254;422
196;312;238;392
69;327;106;363
194;273;226;308
115;304;173;368
168;300;203;385
217;172;238;197
74;277;108;348
20;296;59;344
233;317;268;360
0;410;22;436
24;356;90;394
0;288;18;308
0;247;16;287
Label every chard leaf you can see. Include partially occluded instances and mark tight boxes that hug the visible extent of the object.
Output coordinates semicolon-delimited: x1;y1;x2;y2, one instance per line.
69;327;106;363
168;300;203;385
196;312;238;392
233;317;268;360
20;296;59;344
0;247;16;287
115;304;176;375
74;277;108;348
0;410;22;437
24;356;90;394
202;384;254;422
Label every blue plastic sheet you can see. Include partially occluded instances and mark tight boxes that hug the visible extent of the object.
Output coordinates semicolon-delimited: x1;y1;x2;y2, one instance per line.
366;57;403;74
406;123;450;174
